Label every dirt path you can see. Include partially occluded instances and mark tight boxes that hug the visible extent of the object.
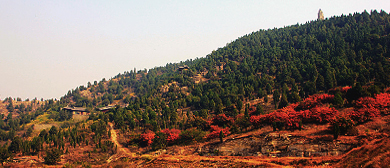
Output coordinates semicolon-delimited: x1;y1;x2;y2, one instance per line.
107;122;133;163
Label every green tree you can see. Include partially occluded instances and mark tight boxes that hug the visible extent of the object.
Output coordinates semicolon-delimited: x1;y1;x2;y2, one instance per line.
244;104;249;120
49;126;58;135
325;69;335;90
264;95;269;103
282;83;289;95
289;92;302;103
303;81;316;96
9;136;22;153
236;100;243;112
346;83;363;103
6;101;14;112
170;110;178;127
199;109;208;119
39;129;48;141
0;146;10;166
333;92;344;107
209;99;216;111
333;125;340;140
266;83;273;94
44;148;62;165
316;75;325;91
25;126;33;137
6;112;12;121
258;88;264;98
254;104;263;115
219;130;224;143
152;132;167;150
273;89;280;109
278;94;289;109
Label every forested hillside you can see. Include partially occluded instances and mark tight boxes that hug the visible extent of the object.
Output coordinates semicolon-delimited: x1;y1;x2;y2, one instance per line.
1;10;390;167
61;10;390;130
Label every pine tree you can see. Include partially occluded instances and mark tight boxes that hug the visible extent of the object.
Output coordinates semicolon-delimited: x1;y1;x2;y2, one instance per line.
255;104;263;115
44;148;61;165
333;92;344;107
219;130;224;143
278;94;289;109
0;146;10;166
273;89;280;109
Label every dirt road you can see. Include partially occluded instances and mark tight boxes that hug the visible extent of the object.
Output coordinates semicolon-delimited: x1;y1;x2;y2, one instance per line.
107;122;133;163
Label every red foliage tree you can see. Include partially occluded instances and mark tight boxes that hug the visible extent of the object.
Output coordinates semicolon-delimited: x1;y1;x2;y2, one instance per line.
329;86;352;93
250;92;389;131
374;93;390;110
140;130;155;146
295;94;334;111
161;128;181;144
351;93;389;122
250;94;338;130
250;115;265;128
340;86;352;93
206;125;230;140
212;114;234;127
250;106;299;129
304;106;339;123
354;93;390;109
354;97;377;109
349;107;380;123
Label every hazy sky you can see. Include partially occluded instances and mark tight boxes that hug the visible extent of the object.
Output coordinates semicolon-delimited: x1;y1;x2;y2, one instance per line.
1;0;389;100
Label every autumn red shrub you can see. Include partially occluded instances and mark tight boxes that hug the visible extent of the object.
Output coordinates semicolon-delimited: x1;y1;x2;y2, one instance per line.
250;106;301;129
250;94;338;130
249;106;256;114
374;93;390;110
206;125;230;140
354;97;377;109
140;130;155;146
212;114;234;127
161;128;181;143
305;106;339;123
329;86;352;93
351;94;390;121
272;107;299;128
349;107;380;123
295;94;334;111
341;86;352;93
354;93;390;109
250;115;265;127
249;92;388;131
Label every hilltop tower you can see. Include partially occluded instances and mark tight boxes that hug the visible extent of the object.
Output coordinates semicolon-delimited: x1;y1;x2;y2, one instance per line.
318;9;324;20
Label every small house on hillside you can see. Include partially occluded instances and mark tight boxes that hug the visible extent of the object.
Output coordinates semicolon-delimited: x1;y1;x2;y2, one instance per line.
178;65;189;72
98;105;116;113
62;106;89;115
98;104;128;112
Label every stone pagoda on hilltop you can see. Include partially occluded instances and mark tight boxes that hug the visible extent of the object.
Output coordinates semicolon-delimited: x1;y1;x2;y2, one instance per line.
318;9;324;20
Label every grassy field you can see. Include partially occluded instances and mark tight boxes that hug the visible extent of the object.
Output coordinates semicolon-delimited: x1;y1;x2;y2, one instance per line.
24;113;89;138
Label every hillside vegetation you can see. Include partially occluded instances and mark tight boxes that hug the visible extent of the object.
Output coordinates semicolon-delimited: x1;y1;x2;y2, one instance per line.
1;10;390;167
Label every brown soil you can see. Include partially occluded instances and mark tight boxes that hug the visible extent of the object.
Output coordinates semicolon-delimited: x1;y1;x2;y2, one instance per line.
4;112;390;167
107;122;133;163
98;115;390;167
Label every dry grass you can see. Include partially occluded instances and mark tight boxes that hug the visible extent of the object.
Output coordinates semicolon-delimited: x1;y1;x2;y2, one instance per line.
73;114;89;122
3;103;390;167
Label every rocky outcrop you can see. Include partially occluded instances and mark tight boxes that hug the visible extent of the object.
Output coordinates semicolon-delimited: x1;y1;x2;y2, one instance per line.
199;133;353;157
